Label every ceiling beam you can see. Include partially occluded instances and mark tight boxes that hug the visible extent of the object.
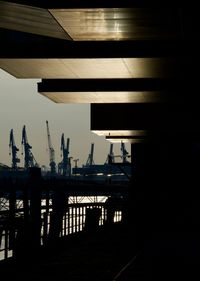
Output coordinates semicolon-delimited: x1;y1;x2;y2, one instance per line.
91;103;200;134
1;1;181;9
1;29;197;58
0;1;71;40
37;78;189;104
38;78;183;92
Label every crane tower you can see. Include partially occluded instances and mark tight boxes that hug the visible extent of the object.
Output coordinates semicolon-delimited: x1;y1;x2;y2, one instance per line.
9;129;20;169
60;133;71;176
46;121;56;174
106;143;115;164
21;125;38;169
121;142;129;163
86;143;95;166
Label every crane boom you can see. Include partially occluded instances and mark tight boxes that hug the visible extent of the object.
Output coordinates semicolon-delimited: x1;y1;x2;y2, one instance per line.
21;125;38;169
46;120;56;174
9;129;20;169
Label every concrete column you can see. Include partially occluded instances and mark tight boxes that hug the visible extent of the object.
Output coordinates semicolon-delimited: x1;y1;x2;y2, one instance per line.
29;167;42;254
129;136;200;249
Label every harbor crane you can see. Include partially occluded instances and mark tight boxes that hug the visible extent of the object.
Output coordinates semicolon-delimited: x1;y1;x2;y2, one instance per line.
46;120;56;174
107;142;130;163
21;125;38;169
59;134;71;176
9;129;20;169
86;143;95;166
106;143;115;164
121;142;130;163
73;158;79;168
73;158;79;175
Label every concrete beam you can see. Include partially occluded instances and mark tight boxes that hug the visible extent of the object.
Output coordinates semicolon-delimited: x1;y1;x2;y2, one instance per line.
91;103;200;141
0;1;71;40
0;31;190;58
1;1;182;9
38;78;183;104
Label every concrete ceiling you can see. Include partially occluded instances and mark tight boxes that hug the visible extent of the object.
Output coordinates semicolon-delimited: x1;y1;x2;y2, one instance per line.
0;58;178;79
0;1;70;40
49;8;180;41
0;2;188;143
37;78;178;104
92;130;146;143
0;2;180;41
40;91;161;104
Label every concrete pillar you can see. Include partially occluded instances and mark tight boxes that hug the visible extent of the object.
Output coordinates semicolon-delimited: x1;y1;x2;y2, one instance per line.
14;167;41;260
129;136;200;249
29;167;42;254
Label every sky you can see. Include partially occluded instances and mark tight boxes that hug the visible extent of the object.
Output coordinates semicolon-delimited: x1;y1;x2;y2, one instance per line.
0;69;130;169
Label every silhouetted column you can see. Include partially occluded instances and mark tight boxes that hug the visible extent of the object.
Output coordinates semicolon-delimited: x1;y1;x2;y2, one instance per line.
84;208;101;231
129;134;200;250
29;167;42;256
48;188;68;243
8;182;16;251
129;142;160;247
14;168;41;259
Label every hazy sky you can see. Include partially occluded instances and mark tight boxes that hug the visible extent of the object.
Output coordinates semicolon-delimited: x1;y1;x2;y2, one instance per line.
0;69;130;169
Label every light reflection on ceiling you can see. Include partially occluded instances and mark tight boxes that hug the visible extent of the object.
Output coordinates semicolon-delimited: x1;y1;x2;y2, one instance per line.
0;3;180;41
0;58;177;79
40;91;161;104
92;130;147;143
0;1;70;40
92;130;146;137
49;8;179;41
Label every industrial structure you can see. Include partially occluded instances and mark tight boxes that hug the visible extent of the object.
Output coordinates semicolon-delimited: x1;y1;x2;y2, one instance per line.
2;128;131;180
1;123;131;180
86;143;95;167
21;125;38;169
106;143;115;164
73;142;131;181
9;129;20;169
121;142;129;163
58;134;71;176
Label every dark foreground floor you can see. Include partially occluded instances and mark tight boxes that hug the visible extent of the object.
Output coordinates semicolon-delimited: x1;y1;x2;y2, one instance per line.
1;224;200;280
0;224;137;281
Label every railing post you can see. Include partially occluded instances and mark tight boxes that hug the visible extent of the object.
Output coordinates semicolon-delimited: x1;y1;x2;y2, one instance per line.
84;207;101;231
48;188;68;244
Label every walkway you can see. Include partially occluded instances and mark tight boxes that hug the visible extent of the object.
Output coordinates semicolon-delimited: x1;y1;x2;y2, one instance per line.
1;224;200;280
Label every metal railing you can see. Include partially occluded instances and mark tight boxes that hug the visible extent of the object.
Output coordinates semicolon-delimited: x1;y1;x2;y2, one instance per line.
41;202;122;244
0;226;12;260
0;169;127;261
1;199;123;261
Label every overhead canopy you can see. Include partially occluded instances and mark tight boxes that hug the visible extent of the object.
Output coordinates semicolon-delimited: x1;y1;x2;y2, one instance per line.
0;58;179;79
37;78;180;104
0;2;181;41
0;1;70;40
0;2;196;142
48;8;180;41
